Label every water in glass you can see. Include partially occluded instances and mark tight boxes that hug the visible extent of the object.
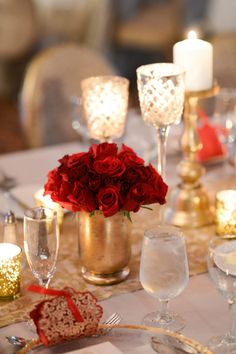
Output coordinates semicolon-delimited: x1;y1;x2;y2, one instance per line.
140;225;189;331
208;236;236;353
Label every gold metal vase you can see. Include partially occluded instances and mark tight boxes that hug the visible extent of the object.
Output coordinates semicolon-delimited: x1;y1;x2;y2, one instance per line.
77;211;132;285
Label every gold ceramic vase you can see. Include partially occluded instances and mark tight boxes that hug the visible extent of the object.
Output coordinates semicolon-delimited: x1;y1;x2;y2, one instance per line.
78;211;132;285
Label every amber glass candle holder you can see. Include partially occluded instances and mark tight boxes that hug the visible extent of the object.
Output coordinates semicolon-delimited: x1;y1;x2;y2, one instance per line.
215;190;236;236
0;243;22;300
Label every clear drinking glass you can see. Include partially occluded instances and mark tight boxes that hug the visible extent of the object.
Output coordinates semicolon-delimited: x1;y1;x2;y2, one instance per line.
207;235;236;353
211;88;236;165
140;225;189;331
81;75;129;142
136;63;185;178
24;207;59;288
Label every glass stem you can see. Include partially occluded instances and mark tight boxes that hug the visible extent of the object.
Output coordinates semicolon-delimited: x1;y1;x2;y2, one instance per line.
39;278;49;288
227;298;236;341
158;300;170;323
156;126;170;179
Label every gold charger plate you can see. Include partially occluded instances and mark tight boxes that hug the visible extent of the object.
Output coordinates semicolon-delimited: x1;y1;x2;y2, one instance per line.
15;324;213;354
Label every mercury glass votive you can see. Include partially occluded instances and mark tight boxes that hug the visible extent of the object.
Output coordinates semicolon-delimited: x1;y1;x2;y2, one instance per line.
34;189;64;229
0;243;22;300
81;75;129;142
215;190;236;236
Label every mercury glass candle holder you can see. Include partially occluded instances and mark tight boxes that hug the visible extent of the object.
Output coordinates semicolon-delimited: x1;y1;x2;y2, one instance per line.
215;190;236;236
137;63;185;178
0;243;22;300
81;75;129;142
34;188;64;229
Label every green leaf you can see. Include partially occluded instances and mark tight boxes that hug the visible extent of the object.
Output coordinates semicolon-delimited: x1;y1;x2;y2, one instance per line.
141;206;153;211
122;210;132;222
89;211;95;217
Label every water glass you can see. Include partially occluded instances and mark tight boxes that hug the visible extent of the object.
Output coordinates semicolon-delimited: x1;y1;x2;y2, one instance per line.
140;225;189;331
208;235;236;353
212;88;236;159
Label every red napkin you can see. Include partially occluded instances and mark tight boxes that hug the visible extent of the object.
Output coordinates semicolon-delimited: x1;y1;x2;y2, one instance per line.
28;285;103;347
197;109;227;162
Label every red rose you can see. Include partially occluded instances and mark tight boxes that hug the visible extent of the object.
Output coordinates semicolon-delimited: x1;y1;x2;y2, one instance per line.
67;182;96;212
123;183;151;212
60;152;92;169
118;144;144;166
44;169;62;194
89;142;118;158
88;173;101;191
146;165;168;204
124;165;149;184
93;156;126;177
44;142;168;217
97;185;121;217
49;180;74;210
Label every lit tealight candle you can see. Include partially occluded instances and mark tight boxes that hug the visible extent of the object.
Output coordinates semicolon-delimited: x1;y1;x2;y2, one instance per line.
215;190;236;236
0;243;22;300
173;30;213;91
34;189;64;229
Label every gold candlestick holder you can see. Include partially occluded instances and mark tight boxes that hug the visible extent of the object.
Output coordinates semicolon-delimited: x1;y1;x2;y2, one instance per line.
166;82;220;228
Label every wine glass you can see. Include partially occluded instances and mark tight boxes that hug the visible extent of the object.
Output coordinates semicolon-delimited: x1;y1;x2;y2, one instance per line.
24;207;59;289
139;225;189;331
80;75;129;142
136;63;185;178
207;235;236;353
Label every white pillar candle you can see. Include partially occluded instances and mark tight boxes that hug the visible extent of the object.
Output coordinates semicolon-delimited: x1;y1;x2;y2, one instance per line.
173;31;213;92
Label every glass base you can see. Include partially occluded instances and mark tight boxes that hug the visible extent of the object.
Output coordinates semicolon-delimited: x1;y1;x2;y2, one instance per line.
0;291;20;301
142;311;185;332
208;334;236;354
81;266;130;285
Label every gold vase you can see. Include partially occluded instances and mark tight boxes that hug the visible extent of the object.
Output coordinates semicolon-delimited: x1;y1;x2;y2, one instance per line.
78;211;132;285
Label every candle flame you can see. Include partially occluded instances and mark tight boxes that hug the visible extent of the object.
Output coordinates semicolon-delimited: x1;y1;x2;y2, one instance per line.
188;30;197;40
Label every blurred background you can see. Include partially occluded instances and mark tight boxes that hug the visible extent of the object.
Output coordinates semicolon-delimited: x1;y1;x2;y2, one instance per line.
0;0;236;153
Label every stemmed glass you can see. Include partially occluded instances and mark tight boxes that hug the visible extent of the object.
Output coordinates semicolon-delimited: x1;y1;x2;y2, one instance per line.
137;63;185;178
139;225;189;331
207;235;236;353
24;207;59;289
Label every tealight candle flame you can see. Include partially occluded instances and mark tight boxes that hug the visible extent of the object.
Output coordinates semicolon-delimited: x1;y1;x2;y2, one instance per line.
188;30;197;40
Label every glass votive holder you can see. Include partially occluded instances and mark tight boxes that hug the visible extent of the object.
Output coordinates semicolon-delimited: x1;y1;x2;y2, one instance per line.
34;189;64;230
81;75;129;142
0;243;22;300
215;189;236;236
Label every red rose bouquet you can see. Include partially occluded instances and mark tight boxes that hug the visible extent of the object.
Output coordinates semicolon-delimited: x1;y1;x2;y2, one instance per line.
44;142;168;218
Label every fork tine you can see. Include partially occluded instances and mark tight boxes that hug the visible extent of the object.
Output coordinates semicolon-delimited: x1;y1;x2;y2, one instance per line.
92;312;121;337
107;315;121;325
104;312;121;325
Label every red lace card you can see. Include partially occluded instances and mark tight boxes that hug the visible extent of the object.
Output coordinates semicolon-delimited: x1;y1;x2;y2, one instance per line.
28;285;103;346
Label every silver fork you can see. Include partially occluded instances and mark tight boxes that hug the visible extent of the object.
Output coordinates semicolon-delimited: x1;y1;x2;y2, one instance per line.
6;312;122;347
93;312;122;337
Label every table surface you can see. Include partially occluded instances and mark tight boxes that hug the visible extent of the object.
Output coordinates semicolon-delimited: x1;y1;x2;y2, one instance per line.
0;140;235;353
